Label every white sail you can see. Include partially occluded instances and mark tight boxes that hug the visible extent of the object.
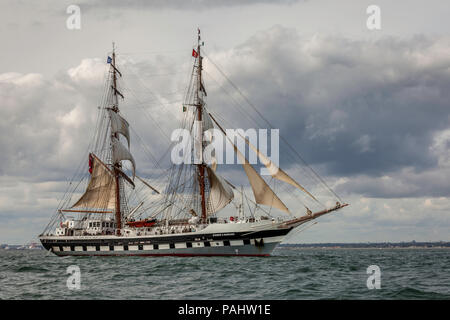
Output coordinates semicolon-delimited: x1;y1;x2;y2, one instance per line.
109;110;130;148
72;155;116;210
232;140;290;213
238;133;318;202
112;136;135;179
203;111;217;171
207;113;290;213
193;119;203;164
206;167;234;215
239;157;290;213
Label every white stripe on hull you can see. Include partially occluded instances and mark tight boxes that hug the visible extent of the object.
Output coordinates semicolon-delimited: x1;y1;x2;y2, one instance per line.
40;221;294;257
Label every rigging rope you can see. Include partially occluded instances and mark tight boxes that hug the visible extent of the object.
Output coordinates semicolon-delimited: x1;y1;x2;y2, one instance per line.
202;51;343;204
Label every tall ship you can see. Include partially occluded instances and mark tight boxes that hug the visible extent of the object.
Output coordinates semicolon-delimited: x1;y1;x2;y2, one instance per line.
39;31;348;256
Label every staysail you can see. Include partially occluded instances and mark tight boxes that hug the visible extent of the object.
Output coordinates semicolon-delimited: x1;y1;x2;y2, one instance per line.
208;113;290;213
236;149;290;213
72;154;116;210
237;132;318;202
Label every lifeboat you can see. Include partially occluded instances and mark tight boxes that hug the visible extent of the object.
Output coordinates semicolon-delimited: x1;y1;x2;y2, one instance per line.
125;218;157;228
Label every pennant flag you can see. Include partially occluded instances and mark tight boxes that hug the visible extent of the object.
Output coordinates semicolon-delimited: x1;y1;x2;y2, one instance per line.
107;56;112;64
192;49;199;58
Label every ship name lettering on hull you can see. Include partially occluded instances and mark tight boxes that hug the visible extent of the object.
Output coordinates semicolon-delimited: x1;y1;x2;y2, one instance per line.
212;233;235;237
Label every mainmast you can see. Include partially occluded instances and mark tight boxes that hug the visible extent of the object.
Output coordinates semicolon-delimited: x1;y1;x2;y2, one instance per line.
195;29;207;224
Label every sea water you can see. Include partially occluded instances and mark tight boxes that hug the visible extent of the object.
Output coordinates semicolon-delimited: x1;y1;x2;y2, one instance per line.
0;247;449;299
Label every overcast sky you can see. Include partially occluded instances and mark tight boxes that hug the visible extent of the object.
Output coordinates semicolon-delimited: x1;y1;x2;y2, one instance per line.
1;0;449;244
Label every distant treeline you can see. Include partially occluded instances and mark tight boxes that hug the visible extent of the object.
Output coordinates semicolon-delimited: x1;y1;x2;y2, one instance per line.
280;241;450;248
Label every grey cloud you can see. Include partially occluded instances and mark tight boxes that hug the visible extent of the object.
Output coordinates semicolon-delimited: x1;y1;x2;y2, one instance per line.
203;27;450;181
2;24;450;243
80;0;302;11
0;56;183;183
335;166;450;198
2;27;450;200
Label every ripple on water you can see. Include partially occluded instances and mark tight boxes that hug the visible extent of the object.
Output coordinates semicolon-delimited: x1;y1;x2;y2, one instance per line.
1;248;450;299
388;287;449;299
15;265;49;273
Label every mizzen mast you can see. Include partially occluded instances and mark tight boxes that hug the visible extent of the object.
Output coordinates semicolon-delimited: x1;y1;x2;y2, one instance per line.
194;29;208;224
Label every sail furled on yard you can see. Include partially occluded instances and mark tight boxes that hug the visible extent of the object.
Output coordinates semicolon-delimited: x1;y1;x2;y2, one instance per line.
206;167;234;215
72;154;116;210
109;110;130;148
112;136;136;179
237;133;318;202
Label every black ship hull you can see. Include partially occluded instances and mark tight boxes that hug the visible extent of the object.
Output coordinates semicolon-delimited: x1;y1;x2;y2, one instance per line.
39;227;292;257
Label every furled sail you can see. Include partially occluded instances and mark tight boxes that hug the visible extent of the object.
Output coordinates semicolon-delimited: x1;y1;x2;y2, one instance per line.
112;136;135;179
109;109;130;148
206;167;234;215
72;154;116;209
237;133;318;202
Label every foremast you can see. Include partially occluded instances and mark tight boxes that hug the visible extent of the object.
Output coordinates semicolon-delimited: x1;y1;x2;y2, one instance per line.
110;43;125;235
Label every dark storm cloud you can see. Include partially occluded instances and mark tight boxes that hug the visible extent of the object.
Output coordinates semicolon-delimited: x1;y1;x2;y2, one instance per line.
1;26;449;202
335;167;450;198
204;27;450;182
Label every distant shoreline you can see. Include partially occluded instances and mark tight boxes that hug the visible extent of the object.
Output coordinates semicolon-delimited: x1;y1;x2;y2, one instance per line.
1;241;449;251
280;246;450;249
280;241;450;249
